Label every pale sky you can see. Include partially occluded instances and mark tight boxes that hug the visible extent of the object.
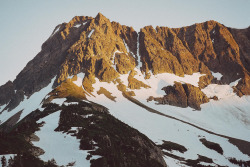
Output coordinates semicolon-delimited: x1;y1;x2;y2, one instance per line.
0;0;250;85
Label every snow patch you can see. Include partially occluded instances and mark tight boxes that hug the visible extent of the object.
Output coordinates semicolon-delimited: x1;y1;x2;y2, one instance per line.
211;71;223;80
74;24;81;28
133;68;145;83
88;29;95;38
202;78;240;99
68;75;74;79
229;78;241;87
163;156;188;167
64;101;79;106
202;84;234;99
52;26;60;36
137;33;142;68
82;114;93;118
51;98;67;106
68;127;82;134
91;155;102;160
32;111;90;166
132;72;205;98
91;78;122;101
74;21;87;28
82;99;90;103
0;103;8;112
73;73;85;87
123;39;129;54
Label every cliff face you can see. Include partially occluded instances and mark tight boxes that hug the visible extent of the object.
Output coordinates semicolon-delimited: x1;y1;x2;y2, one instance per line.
230;27;250;96
0;13;250;110
139;21;250;95
172;20;244;83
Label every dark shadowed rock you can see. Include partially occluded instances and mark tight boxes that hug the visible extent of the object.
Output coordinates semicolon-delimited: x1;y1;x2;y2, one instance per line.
0;81;15;106
5;90;25;111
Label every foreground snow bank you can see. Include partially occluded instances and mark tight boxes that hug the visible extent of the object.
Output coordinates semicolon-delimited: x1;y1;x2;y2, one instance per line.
32;111;90;166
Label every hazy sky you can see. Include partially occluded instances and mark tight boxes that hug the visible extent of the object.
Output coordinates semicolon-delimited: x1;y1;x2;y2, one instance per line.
0;0;250;85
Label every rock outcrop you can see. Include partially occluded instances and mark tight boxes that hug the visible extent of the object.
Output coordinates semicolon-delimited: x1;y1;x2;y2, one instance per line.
160;82;188;108
182;83;210;110
153;82;209;110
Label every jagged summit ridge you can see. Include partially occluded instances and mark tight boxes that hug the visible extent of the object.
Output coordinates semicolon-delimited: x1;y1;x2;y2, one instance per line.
0;13;250;112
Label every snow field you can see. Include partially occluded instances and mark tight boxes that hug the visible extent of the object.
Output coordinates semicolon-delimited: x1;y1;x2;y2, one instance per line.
87;72;250;166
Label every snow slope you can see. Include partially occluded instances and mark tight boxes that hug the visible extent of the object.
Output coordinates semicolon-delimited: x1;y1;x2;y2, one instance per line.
128;70;250;141
88;91;249;166
0;76;56;125
86;70;250;166
32;111;91;166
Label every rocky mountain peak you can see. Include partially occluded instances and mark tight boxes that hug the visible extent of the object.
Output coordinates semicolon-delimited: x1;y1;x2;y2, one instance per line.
0;13;250;111
94;12;110;25
1;14;250;167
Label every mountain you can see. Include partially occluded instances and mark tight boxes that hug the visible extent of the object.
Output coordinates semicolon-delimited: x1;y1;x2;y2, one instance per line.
0;13;250;167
